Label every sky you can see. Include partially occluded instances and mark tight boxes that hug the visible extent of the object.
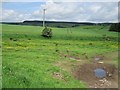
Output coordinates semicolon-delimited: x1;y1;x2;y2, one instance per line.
1;0;119;23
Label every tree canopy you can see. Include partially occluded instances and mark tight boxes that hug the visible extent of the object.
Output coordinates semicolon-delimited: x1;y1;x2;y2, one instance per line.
109;23;120;32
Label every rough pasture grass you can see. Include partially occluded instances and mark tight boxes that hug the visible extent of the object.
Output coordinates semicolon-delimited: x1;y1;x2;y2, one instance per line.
2;24;118;88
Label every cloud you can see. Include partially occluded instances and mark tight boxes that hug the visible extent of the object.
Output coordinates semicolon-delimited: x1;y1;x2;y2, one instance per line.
87;3;118;22
1;2;119;22
2;9;16;20
1;9;31;22
118;2;120;21
32;2;118;22
35;2;89;22
89;5;101;13
1;0;119;2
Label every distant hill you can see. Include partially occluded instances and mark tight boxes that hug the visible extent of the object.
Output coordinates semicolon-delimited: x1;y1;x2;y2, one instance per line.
1;20;113;28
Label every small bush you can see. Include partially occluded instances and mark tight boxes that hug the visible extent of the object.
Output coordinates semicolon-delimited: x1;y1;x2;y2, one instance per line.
41;27;52;38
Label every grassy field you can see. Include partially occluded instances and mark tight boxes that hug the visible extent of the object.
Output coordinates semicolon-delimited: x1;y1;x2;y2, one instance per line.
2;24;119;88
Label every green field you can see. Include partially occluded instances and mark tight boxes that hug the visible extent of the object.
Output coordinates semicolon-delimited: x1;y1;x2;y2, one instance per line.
2;24;119;88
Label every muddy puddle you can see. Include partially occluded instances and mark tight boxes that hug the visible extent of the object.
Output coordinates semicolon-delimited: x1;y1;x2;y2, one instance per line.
57;51;118;88
94;68;107;78
72;63;118;88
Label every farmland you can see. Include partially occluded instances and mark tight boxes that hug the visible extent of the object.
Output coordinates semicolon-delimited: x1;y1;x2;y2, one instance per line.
2;24;119;88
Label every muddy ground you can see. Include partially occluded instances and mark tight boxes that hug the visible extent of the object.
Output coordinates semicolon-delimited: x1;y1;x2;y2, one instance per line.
55;51;119;88
72;63;118;88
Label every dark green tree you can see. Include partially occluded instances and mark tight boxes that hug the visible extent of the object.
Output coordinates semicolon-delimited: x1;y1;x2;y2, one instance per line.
109;23;120;32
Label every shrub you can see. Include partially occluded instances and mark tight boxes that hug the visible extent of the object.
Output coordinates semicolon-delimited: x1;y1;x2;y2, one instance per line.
42;27;52;38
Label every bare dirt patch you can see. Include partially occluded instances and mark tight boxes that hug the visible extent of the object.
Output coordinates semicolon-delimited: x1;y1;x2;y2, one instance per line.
72;63;118;88
54;51;118;88
52;72;66;81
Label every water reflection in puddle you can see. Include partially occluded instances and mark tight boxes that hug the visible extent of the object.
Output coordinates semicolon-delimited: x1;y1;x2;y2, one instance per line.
94;68;107;78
